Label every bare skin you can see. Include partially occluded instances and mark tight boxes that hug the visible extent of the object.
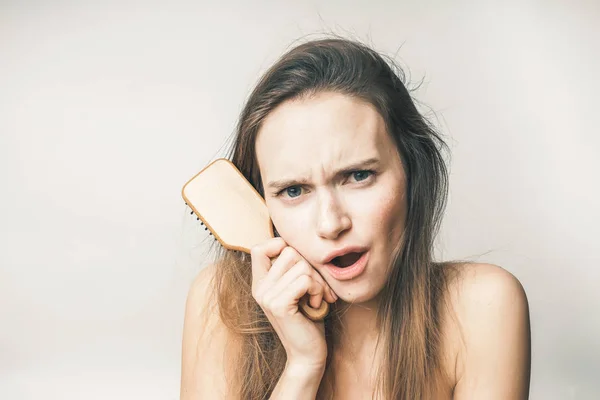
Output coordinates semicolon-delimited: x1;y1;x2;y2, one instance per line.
180;92;531;399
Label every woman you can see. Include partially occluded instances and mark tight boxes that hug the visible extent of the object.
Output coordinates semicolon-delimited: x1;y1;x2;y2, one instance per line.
180;37;531;399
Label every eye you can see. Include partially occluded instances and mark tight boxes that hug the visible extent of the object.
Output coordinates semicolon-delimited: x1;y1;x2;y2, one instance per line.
348;170;375;183
278;185;304;198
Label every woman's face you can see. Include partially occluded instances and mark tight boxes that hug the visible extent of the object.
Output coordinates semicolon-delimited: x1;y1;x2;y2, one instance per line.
255;92;407;304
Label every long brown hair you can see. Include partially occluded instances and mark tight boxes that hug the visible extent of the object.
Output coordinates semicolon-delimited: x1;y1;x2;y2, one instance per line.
209;36;462;399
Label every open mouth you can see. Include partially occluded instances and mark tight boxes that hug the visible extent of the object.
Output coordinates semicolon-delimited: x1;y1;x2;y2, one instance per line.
331;252;365;268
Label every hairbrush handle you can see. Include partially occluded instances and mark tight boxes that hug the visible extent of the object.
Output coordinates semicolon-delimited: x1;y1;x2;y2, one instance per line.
299;295;330;321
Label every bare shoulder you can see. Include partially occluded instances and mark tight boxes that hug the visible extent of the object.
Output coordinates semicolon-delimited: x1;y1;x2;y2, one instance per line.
441;263;531;399
180;264;240;400
446;262;529;311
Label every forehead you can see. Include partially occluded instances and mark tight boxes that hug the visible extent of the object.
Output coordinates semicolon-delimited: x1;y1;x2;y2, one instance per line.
255;92;392;176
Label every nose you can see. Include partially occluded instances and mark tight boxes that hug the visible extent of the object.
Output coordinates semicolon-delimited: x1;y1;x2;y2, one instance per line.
315;190;352;240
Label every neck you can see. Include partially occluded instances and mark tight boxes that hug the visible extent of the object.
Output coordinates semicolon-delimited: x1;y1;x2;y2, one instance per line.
324;297;383;396
332;297;381;359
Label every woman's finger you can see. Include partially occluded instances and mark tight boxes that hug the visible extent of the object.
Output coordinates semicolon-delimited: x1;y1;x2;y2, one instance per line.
270;259;337;306
266;274;324;318
250;237;286;291
259;246;303;288
268;260;313;298
307;268;337;304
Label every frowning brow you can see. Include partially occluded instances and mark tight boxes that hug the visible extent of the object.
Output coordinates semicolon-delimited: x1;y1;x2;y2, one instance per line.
266;157;381;191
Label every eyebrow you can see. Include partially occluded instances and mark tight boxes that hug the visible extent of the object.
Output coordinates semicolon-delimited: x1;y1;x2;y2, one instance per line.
266;157;381;191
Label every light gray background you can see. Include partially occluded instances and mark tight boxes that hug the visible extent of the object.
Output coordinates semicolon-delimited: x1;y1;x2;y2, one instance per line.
1;1;598;399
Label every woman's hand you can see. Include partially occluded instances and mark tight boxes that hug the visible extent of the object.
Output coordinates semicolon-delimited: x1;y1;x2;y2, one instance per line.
251;237;338;369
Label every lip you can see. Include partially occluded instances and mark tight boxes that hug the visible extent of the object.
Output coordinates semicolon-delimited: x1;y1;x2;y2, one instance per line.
322;246;369;265
325;251;369;281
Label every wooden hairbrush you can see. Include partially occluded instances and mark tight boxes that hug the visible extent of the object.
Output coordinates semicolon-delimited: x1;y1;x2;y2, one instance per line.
181;158;330;321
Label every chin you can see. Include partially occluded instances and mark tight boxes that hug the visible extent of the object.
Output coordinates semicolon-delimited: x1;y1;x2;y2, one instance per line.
335;289;380;307
329;271;386;306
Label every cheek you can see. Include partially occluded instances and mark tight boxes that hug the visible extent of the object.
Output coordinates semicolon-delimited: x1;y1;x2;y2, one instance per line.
370;184;406;240
268;205;309;242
